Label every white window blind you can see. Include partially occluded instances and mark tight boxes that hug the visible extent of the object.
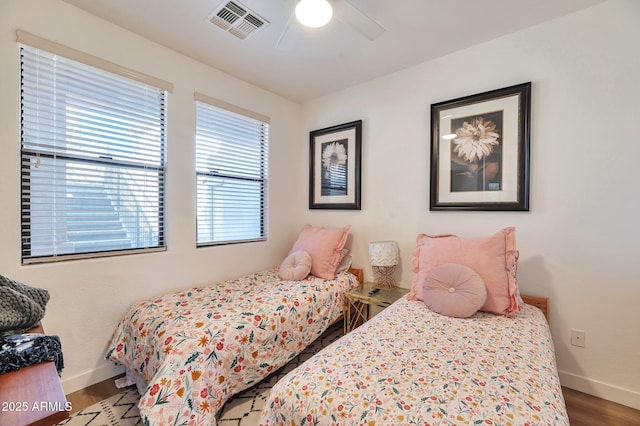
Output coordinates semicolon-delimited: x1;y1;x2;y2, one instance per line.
195;99;268;246
20;44;167;263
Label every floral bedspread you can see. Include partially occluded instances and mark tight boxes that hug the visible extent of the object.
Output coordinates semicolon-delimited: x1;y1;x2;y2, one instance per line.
105;268;359;426
259;297;569;426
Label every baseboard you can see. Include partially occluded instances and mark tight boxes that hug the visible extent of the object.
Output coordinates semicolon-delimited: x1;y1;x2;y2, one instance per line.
61;363;125;394
558;370;640;410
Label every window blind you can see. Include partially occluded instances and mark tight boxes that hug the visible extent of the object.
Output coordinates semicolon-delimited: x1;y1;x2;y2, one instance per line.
20;44;167;263
195;99;269;246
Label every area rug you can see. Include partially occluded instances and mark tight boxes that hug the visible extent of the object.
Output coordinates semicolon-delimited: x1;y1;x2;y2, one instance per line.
58;322;343;426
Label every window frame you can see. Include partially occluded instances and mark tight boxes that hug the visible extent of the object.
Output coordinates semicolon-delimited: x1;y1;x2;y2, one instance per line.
18;31;172;264
194;93;269;247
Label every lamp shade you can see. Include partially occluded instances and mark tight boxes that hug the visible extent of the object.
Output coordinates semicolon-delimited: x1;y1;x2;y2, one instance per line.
368;241;399;267
295;0;333;28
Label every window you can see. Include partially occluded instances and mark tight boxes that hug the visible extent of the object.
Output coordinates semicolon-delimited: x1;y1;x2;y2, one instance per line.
195;94;269;246
19;34;170;263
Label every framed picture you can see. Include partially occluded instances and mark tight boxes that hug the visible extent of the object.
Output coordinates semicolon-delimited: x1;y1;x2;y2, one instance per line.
430;82;531;211
309;120;362;210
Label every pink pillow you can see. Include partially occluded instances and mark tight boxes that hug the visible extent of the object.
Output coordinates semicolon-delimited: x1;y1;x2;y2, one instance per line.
279;251;312;281
289;224;351;279
422;263;487;318
408;227;520;317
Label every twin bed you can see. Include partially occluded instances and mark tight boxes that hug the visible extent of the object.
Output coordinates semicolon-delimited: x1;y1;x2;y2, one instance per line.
259;295;568;425
105;226;569;425
106;267;361;425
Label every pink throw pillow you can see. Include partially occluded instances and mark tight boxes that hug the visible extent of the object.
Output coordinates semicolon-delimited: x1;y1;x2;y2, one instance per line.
279;251;312;281
289;224;351;279
408;227;520;317
422;263;487;318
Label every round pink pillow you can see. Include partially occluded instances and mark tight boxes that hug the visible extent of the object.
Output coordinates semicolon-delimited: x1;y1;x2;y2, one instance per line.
422;263;487;318
278;250;312;281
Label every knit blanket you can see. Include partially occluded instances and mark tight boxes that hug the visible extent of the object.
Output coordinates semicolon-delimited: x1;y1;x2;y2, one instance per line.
0;274;50;337
0;333;64;374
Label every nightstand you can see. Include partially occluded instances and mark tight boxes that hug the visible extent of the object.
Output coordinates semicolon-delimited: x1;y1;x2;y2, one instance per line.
343;282;409;333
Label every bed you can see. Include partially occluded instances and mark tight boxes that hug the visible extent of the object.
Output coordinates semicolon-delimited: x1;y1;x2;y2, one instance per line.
105;267;361;425
259;294;568;425
259;228;569;425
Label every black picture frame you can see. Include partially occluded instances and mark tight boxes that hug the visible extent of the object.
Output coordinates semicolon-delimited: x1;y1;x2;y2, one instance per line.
430;82;531;211
309;120;362;210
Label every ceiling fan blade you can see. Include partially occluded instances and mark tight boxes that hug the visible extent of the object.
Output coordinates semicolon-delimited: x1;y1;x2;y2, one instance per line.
276;4;296;50
333;0;385;41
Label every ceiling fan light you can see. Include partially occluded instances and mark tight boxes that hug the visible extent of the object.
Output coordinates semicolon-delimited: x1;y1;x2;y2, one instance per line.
295;0;333;28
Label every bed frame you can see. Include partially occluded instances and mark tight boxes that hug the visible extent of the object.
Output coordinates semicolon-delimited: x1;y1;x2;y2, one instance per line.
347;267;363;284
521;294;550;324
330;267;364;327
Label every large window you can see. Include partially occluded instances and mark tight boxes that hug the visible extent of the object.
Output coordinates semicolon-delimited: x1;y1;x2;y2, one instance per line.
19;35;170;263
195;95;269;246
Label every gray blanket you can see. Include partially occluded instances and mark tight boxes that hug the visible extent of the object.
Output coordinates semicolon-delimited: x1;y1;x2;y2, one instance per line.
0;275;50;337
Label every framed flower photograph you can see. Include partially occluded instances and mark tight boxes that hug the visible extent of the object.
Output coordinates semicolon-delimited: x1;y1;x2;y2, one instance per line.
430;82;531;211
309;120;362;210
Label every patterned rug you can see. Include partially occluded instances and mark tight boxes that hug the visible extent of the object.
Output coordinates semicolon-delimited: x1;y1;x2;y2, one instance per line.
58;322;343;426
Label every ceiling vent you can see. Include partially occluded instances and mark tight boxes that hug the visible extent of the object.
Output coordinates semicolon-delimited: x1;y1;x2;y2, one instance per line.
208;1;269;40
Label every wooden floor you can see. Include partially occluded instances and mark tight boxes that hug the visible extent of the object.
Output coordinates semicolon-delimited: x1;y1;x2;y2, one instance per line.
65;374;125;415
562;387;640;426
66;377;640;425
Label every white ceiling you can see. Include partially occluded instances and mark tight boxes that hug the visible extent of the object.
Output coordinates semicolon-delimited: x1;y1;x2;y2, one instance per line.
61;0;605;103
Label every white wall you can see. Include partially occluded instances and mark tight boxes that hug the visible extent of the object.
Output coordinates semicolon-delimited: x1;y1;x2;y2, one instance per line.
0;0;301;393
299;0;640;409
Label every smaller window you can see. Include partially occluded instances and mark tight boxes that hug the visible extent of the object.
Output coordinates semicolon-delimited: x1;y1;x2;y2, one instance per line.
195;99;269;246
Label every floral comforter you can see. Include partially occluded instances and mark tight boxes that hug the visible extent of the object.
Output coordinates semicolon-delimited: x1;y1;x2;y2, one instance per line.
105;268;359;426
259;297;569;426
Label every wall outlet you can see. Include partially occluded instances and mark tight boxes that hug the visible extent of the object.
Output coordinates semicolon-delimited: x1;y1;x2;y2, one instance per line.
571;329;586;348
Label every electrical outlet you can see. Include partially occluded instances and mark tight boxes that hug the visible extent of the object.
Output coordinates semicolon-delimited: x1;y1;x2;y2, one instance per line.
571;329;586;348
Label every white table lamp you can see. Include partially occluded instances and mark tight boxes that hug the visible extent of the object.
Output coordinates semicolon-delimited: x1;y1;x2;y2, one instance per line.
368;240;399;289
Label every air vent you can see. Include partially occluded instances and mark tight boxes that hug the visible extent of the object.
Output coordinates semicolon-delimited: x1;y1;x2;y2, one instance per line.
208;1;269;40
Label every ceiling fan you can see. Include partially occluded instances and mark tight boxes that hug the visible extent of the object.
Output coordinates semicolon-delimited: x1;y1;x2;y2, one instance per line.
277;0;386;50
